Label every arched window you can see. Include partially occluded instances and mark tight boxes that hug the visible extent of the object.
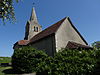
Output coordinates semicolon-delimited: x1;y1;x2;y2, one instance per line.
34;26;38;32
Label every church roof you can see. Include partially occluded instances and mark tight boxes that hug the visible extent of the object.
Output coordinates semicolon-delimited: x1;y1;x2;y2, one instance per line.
17;17;66;45
17;17;88;46
29;17;88;45
18;40;29;45
29;17;66;44
66;41;92;49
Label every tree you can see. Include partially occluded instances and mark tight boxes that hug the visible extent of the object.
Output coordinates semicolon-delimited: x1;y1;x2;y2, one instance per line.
92;41;100;49
0;0;19;23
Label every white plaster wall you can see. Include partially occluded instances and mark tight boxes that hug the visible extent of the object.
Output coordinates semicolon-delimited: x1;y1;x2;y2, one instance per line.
55;18;87;52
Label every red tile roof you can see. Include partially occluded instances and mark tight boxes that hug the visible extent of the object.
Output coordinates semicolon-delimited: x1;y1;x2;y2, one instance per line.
29;17;67;44
66;41;92;49
18;40;29;45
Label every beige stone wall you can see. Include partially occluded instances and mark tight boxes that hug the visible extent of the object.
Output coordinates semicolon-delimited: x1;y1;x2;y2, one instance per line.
28;22;42;40
31;35;56;56
55;18;87;52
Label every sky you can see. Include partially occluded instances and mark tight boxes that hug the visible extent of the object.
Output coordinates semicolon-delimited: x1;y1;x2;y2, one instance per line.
0;0;100;57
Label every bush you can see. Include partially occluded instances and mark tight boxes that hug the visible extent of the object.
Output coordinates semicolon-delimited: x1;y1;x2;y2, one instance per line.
12;46;100;75
92;48;100;74
12;46;48;73
92;41;100;49
49;48;97;75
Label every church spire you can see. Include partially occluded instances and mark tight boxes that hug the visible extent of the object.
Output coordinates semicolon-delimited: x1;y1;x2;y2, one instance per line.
24;8;42;40
30;8;38;23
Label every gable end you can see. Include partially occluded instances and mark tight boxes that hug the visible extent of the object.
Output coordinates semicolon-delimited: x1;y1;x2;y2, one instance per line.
67;17;88;45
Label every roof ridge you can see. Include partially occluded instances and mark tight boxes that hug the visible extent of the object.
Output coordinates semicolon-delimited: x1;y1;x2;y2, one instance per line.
67;41;92;49
42;17;66;32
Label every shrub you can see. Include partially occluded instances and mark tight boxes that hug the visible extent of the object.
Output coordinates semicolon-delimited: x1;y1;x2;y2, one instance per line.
12;46;48;73
12;46;99;75
92;41;100;49
49;48;96;75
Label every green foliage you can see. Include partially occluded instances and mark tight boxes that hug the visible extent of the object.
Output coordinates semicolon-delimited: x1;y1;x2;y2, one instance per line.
49;48;96;75
0;0;20;23
12;46;100;75
92;41;100;49
0;57;11;63
12;46;48;73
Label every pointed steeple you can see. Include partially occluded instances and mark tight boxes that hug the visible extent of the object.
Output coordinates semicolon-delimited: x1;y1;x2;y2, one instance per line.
30;8;38;23
24;8;42;40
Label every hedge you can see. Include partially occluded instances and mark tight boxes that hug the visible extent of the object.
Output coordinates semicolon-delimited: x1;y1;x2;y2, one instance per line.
12;46;100;75
50;48;96;75
12;46;48;73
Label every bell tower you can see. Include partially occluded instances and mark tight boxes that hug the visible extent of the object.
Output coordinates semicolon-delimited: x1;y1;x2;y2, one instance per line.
24;8;42;40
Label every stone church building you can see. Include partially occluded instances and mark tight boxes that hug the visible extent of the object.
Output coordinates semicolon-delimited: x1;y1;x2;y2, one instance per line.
14;8;92;56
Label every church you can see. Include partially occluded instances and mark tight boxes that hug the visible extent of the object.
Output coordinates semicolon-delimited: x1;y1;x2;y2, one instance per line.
13;8;92;56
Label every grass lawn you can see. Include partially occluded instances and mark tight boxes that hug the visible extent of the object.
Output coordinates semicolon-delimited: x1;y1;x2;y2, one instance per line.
0;57;11;63
0;57;15;75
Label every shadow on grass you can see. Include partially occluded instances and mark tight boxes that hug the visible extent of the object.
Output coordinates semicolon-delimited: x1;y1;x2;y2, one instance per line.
2;68;17;74
2;67;23;74
2;67;48;75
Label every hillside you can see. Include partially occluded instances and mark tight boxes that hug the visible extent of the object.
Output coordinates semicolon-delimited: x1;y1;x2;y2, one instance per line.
0;57;11;63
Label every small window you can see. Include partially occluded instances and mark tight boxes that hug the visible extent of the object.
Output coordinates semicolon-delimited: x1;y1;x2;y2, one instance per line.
34;27;38;32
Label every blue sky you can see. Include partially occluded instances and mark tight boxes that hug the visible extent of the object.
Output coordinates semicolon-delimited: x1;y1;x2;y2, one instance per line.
0;0;100;57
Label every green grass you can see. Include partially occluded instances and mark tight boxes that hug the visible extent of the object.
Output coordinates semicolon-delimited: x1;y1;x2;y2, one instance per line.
0;57;14;75
0;57;11;63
